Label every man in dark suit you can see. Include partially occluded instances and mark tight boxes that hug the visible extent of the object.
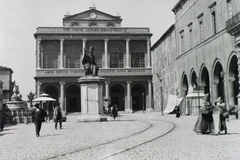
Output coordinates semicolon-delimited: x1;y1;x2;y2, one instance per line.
32;103;45;137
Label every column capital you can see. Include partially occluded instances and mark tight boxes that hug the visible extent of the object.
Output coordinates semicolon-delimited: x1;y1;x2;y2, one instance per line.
125;39;130;42
37;38;41;42
60;39;64;42
60;82;65;85
37;82;42;86
126;81;132;84
104;38;109;42
105;81;110;85
148;80;152;84
82;39;87;42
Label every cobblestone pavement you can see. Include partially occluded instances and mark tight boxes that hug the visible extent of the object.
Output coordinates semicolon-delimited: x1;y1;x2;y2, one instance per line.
0;112;240;160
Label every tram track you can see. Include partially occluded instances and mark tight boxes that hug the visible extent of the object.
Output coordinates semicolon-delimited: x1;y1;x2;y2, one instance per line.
46;116;175;160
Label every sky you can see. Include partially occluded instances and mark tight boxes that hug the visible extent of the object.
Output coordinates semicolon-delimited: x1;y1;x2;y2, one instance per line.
0;0;178;100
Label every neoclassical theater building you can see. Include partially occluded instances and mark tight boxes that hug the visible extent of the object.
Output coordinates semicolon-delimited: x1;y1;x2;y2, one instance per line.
152;0;240;114
34;6;153;114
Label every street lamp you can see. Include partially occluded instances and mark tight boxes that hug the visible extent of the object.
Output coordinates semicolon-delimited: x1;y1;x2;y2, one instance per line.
142;92;145;114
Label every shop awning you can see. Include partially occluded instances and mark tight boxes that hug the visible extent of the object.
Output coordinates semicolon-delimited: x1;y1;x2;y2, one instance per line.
163;95;178;114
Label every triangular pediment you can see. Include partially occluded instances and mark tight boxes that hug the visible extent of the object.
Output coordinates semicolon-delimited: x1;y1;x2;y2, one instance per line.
64;9;121;21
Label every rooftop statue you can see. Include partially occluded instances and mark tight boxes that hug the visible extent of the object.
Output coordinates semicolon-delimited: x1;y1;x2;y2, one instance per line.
82;46;99;76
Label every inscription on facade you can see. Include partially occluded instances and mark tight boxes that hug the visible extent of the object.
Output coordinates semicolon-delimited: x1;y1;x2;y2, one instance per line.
36;69;151;77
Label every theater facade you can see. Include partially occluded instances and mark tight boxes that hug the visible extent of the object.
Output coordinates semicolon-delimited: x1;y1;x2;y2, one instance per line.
34;6;153;114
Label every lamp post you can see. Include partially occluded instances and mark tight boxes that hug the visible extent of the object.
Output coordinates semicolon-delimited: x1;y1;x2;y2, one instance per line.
142;92;145;114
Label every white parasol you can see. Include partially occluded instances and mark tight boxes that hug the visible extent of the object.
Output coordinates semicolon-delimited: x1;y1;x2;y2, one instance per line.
32;93;56;102
32;97;56;102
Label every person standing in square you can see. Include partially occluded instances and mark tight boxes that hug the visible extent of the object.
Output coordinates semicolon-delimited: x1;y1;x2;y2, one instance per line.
54;103;62;129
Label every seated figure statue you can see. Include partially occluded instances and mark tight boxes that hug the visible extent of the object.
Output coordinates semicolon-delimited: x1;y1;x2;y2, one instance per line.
82;46;99;76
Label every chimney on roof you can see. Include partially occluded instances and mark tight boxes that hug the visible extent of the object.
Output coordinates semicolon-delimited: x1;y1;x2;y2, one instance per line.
90;2;96;10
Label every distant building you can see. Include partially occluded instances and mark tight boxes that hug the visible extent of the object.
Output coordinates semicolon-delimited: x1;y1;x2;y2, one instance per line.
0;66;13;104
34;6;153;114
152;0;240;114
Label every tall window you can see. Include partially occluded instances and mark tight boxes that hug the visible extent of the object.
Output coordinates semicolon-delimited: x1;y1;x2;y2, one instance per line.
131;52;145;68
95;54;102;68
110;52;123;68
211;11;217;34
188;22;193;48
209;2;217;35
197;13;204;42
199;21;204;41
179;30;184;53
227;0;233;18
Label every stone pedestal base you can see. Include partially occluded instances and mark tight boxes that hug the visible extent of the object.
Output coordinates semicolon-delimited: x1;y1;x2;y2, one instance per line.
77;114;107;122
147;108;154;112
77;76;107;122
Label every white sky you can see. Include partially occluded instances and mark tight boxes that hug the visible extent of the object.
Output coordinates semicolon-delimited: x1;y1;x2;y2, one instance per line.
0;0;178;100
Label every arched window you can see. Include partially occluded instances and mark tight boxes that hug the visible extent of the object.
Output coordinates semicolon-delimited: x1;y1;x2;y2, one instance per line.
89;22;97;27
107;23;114;27
71;22;79;26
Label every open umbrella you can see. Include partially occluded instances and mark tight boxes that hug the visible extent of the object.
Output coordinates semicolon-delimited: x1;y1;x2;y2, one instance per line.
32;97;56;102
32;93;56;102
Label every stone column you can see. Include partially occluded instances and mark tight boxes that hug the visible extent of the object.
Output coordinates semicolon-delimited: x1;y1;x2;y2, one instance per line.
125;39;130;68
60;82;65;114
104;39;109;68
36;39;41;69
147;39;151;68
126;81;132;113
147;80;154;112
228;77;235;105
36;82;42;98
105;81;110;107
236;45;240;106
60;39;64;69
81;39;87;68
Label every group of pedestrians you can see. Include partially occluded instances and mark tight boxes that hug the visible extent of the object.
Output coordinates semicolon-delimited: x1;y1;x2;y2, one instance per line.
31;103;62;137
193;94;229;135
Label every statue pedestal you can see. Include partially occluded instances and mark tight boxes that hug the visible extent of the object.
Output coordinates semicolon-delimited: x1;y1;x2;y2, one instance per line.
77;76;107;122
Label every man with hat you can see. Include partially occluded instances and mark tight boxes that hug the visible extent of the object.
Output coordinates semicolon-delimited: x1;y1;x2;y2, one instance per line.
32;103;45;137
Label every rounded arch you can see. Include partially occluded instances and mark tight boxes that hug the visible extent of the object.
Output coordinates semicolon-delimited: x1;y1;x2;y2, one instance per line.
109;43;124;68
190;69;197;92
131;83;146;111
227;53;238;105
42;43;59;69
43;85;59;115
66;85;80;112
212;61;224;102
70;22;80;26
181;72;188;97
200;65;210;94
88;22;98;27
64;43;81;68
130;43;145;52
110;84;125;111
106;23;115;27
87;42;104;68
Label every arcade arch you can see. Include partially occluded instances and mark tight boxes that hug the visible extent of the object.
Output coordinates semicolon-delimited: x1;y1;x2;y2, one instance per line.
228;54;239;105
212;61;224;102
132;84;146;111
200;66;210;94
110;84;125;111
66;85;80;112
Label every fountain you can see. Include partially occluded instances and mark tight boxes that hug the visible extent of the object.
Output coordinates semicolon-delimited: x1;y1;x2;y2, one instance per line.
5;81;28;124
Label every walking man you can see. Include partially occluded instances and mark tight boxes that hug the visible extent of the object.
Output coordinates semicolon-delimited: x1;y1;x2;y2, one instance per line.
32;103;45;137
54;103;62;129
